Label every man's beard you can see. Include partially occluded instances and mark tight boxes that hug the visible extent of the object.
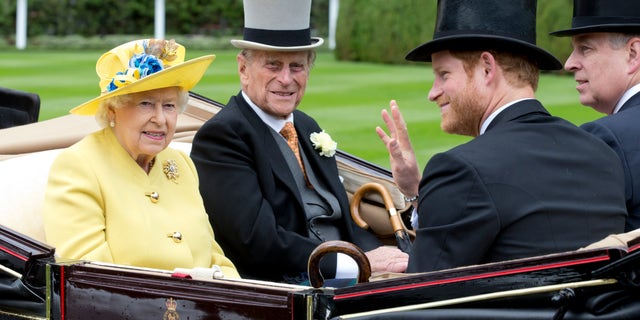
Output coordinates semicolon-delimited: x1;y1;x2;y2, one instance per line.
440;80;484;137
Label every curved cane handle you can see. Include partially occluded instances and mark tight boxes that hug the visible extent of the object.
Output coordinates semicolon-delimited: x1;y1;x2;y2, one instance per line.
350;185;371;230
308;240;371;288
350;182;403;232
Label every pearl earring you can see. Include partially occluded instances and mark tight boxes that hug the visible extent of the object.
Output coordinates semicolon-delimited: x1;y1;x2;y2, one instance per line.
110;120;115;128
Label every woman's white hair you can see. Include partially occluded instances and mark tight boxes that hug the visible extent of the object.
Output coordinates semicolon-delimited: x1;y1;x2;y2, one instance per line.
94;87;189;128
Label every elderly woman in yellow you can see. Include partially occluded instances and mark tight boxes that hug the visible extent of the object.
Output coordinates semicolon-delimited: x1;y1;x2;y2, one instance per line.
42;39;239;279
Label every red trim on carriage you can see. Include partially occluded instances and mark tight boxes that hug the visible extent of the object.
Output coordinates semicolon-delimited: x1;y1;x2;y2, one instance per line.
60;264;65;320
333;254;611;300
0;244;28;261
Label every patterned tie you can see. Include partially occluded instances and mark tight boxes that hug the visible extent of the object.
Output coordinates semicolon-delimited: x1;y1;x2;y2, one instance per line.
280;121;308;180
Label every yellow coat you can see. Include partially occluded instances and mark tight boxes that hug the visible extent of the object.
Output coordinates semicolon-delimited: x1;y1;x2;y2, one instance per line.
43;128;239;278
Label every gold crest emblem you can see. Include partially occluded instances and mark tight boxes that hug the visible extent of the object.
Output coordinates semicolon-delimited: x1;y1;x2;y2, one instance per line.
163;159;179;183
163;297;180;320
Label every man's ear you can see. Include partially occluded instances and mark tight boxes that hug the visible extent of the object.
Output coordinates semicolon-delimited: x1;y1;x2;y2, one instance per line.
237;53;248;82
627;37;640;74
479;51;497;82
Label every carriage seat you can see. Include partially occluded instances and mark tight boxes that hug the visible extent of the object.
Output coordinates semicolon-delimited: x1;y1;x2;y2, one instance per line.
0;87;40;129
0;142;193;244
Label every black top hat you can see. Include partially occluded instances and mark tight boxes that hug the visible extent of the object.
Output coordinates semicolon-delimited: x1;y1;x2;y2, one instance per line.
405;0;562;71
231;0;323;51
550;0;640;37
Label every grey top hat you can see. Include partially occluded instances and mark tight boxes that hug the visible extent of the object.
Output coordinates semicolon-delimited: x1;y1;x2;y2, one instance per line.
551;0;640;37
231;0;324;51
405;0;562;71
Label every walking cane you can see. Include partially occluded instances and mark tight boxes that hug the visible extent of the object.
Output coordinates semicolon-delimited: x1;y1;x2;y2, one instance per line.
350;182;412;253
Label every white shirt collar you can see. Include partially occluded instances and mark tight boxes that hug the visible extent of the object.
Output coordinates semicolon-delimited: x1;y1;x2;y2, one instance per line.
479;98;533;135
242;91;293;132
614;83;640;114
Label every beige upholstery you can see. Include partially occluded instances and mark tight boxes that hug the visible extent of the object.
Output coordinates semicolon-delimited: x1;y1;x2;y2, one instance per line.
0;149;61;243
580;228;640;250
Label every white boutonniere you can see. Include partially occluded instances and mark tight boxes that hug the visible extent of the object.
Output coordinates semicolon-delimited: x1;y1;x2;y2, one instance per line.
310;130;337;157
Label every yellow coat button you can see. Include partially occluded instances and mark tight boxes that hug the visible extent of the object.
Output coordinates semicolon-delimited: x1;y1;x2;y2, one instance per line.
167;232;182;243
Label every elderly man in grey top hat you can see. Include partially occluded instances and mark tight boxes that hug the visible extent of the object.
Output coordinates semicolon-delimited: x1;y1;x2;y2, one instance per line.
551;0;640;232
376;0;627;273
191;0;408;283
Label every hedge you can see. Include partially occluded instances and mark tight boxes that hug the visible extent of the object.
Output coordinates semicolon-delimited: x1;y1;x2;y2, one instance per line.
335;0;574;64
3;0;574;63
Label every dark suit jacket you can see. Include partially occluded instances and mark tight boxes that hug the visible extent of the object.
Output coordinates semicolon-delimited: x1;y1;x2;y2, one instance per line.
191;92;381;281
408;99;627;273
581;92;640;231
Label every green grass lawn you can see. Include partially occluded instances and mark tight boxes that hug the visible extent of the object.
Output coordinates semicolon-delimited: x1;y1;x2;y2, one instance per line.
0;49;603;168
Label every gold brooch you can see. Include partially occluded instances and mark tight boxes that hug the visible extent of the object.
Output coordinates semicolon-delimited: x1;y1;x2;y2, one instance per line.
163;159;179;183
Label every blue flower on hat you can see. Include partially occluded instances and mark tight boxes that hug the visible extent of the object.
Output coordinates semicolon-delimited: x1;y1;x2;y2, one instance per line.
106;53;164;92
130;53;164;77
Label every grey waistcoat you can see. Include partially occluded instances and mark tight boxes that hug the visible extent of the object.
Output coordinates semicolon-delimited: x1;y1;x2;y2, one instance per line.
271;129;343;242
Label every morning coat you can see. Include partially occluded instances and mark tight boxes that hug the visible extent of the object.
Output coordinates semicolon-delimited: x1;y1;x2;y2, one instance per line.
581;92;640;231
191;92;381;281
408;99;627;273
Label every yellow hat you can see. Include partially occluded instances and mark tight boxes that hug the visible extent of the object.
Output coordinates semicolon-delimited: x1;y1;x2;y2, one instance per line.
70;39;215;115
